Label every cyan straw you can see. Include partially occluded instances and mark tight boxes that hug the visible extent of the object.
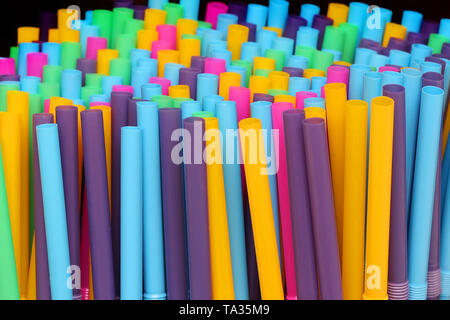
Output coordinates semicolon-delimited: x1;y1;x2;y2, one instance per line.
137;101;166;300
120;126;143;300
36;123;73;300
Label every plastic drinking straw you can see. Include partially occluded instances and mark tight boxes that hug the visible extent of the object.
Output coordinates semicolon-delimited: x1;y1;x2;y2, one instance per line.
360;95;395;301
0;58;15;75
141;83;162;101
60;70;82;100
296;91;317;110
137;29;158;51
111;7;133;49
354;48;376;66
148;0;168;10
324;83;347;259
246;4;267;30
169;85;190;99
80;110;115;300
0;82;19;111
271;102;297;299
35;123;72;300
42;65;61;85
76;59;97;86
275;94;296;106
282;110;318;300
27;53;48;80
110;91;132;298
179;68;201;100
96;49;118;76
266;0;288;31
180;101;202;122
216;13;238;39
326;2;348;27
408;32;428;46
253;93;274;103
55;106;81;299
379;66;400;73
20;76;40;95
0;139;20;299
179;0;199;20
387;37;410;53
163;3;183;25
205;2;229;29
236;118;283;300
110;59;131;85
157;50;179;77
135;103;167;301
197;73;219;104
428;34;450;54
164;63;184;86
18;42;39;77
382;70;404;87
268;71;289;91
149;77;170;96
202;94;224;116
302;117;342;299
227;1;247;21
265;49;285;71
283;67;303;78
215;101;249;300
411;44;432;64
346;2;368;43
191;56;207;73
119;126;143;301
227;24;249;61
179;39;200;68
363;71;383;109
60;42;81;70
304;97;326;109
312;15;333;51
338;23;358;63
49;97;73;118
401;10;423;33
156;25;176;51
26;236;37;300
408;86;444;300
340;99;369;300
421;61;442;74
218;72;241;101
327;65;349;86
152;95;173;108
158;108;188;299
80;25;100;59
322;26;345;55
379;85;408;300
288;77;309;96
396;68;422;218
17;26;39;44
85;38;107;61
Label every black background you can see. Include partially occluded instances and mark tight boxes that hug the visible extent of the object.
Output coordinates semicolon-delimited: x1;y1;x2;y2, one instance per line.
1;0;449;57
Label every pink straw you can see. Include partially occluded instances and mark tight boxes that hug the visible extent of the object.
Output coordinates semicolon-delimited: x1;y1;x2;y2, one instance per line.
157;25;177;50
151;40;172;59
327;65;350;86
90;101;111;107
229;86;251;122
86;37;108;60
379;66;400;72
204;57;226;76
149;77;171;95
296;91;318;110
44;99;51;113
112;85;134;94
27;52;48;80
205;2;229;29
271;101;298;300
0;58;16;75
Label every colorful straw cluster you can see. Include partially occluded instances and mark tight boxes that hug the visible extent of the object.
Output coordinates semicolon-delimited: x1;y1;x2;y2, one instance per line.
0;0;450;301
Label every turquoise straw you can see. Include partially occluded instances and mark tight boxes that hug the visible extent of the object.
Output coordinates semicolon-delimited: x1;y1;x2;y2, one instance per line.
216;100;249;300
408;86;444;300
441;167;450;299
181;101;202;122
36;123;73;300
120;127;143;300
137;101;167;300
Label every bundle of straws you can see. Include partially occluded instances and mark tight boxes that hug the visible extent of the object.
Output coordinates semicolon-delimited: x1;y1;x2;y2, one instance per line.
0;0;450;301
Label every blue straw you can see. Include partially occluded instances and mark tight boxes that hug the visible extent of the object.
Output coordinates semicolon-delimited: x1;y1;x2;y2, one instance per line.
381;70;404;87
18;42;39;77
287;55;309;70
246;4;268;30
240;42;261;64
389;49;411;67
131;67;153;99
164;63;184;86
141;83;162;100
257;29;278;56
148;0;168;10
273;37;294;61
349;64;371;100
61;69;82;100
202;94;223;116
42;42;61;66
20;76;40;94
216;14;239;39
180;0;200;20
137;101;167;300
354;47;377;65
180;101;202;121
408;86;444;300
289;77;310;96
296;27;319;49
197;73;219;104
368;54;390;70
421;61;442;74
401;10;423;33
268;0;289;30
130;49;151;69
304;97;325;108
347;2;369;43
80;24;100;58
36;123;73;300
102;75;123;99
215;100;249;300
300;3;320;27
120;126;143;300
227;66;247;87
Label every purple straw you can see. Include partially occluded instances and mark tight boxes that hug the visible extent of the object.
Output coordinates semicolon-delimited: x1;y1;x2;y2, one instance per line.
359;38;381;52
55;106;81;300
190;56;207;73
39;11;57;42
383;84;408;300
33;113;53;300
81;109;115;300
159;108;188;300
76;58;97;87
0;75;20;82
179;68;201;100
133;5;147;20
312;15;333;50
284;15;307;42
388;37;410;52
425;56;446;75
183;117;212;300
284;109;318;300
282;67;304;78
303;117;343;300
253;93;274;103
407;32;428;45
228;1;248;21
421;20;439;38
441;43;450;57
238;21;257;42
114;0;133;8
110;91;132;298
127;98;144;126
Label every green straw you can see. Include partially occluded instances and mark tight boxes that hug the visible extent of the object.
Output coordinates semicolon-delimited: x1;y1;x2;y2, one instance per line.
428;33;450;54
81;86;103;107
116;34;136;59
254;69;272;77
39;82;60;104
9;46;18;72
110;58;131;85
111;7;134;48
322;26;345;54
265;48;285;71
192;111;214;118
0;82;20;111
172;97;193;108
43;65;63;84
182;34;202;41
164;3;184;25
92;10;113;46
124;19;145;37
231;60;252;87
295;45;316;68
339;23;358;63
151;95;173;108
0;144;20;300
28;93;42;247
268;89;289;96
85;73;104;89
198;21;212;29
61;42;81;69
312;50;334;73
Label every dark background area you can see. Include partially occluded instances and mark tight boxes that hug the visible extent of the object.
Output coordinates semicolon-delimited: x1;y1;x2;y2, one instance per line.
1;0;449;56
